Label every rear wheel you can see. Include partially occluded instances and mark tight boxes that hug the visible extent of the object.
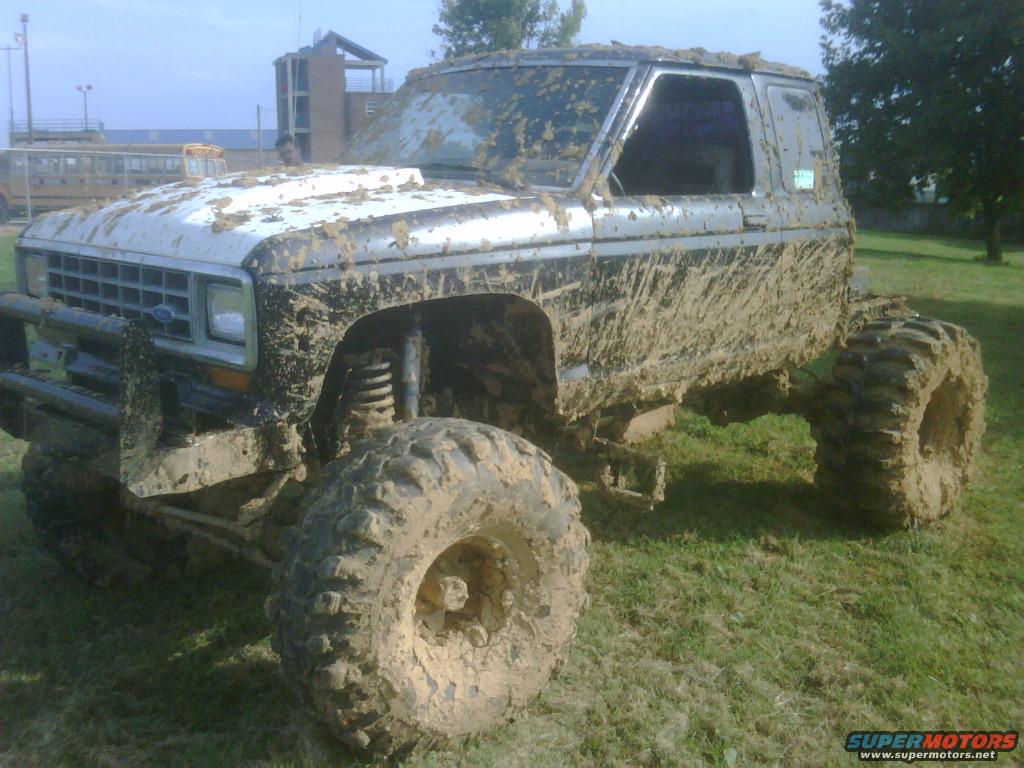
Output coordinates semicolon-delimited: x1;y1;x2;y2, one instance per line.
269;418;589;755
813;317;987;528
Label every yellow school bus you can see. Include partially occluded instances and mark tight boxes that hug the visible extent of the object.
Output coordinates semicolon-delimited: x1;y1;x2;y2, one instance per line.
0;143;228;221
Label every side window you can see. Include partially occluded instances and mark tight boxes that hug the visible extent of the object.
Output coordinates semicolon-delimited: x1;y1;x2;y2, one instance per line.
611;74;754;196
766;85;826;193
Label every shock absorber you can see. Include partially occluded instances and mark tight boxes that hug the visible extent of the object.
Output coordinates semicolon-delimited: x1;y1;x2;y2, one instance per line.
402;312;422;420
334;355;396;450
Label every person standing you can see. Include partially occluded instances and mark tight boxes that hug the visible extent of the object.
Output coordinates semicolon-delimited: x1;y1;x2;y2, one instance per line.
275;133;302;167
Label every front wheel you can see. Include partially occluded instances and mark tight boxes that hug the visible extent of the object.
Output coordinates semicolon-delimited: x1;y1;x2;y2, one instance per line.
22;445;196;585
813;317;987;528
269;418;589;755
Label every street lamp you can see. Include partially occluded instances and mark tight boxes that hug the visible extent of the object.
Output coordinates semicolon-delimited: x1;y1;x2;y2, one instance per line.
19;13;31;143
76;83;92;130
0;38;20;139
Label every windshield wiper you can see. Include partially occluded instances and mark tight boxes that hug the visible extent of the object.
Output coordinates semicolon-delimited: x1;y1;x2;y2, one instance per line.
417;161;524;190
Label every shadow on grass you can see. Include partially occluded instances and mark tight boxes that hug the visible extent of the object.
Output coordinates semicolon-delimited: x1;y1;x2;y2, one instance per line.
570;294;1021;547
0;552;372;766
857;246;1019;268
569;455;871;546
0;474;22;510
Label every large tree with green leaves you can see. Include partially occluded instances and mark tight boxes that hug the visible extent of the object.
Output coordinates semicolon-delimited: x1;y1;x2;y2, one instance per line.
433;0;586;60
820;0;1023;262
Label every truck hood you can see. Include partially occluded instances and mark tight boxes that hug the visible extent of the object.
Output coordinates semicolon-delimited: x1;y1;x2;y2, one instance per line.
20;165;518;268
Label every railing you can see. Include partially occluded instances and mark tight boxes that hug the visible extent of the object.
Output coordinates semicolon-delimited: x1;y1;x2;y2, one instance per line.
345;78;394;93
9;119;104;133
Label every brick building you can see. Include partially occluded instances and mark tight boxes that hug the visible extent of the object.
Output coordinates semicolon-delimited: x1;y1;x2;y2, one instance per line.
274;32;393;163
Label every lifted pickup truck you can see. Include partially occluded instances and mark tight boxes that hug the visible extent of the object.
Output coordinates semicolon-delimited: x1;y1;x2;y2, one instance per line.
0;45;986;755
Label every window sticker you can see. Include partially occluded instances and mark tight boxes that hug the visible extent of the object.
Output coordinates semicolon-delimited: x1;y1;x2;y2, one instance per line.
793;168;815;190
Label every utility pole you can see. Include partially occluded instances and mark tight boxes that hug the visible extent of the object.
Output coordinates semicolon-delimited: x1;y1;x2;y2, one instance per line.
76;83;92;129
19;14;31;144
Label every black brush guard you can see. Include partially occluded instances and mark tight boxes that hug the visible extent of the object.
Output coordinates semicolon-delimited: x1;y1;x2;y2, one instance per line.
0;291;162;483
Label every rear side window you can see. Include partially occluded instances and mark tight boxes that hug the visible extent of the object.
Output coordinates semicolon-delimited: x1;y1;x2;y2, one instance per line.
766;86;826;193
612;74;754;196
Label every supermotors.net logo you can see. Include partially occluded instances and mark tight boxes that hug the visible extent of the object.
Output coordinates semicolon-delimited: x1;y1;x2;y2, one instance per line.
845;731;1019;762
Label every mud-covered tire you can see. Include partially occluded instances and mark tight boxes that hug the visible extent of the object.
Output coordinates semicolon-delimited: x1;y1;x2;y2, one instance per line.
269;418;589;755
813;317;987;528
22;445;192;586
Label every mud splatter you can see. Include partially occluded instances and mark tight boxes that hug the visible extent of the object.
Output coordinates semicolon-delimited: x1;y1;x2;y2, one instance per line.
212;210;252;233
391;220;411;250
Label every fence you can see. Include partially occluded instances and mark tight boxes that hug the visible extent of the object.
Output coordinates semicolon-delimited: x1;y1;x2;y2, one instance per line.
9;119;104;133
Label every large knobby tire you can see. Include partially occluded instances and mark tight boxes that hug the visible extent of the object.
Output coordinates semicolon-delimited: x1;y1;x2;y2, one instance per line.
269;418;589;755
22;445;193;586
813;317;987;528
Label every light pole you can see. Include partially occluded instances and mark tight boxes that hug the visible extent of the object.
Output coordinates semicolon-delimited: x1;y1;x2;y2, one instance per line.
19;13;31;143
0;39;19;140
76;83;92;130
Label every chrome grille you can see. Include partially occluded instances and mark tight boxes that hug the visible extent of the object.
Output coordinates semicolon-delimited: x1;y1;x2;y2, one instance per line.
43;251;193;341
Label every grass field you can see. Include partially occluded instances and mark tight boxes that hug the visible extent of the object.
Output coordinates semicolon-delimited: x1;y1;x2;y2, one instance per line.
0;229;1021;767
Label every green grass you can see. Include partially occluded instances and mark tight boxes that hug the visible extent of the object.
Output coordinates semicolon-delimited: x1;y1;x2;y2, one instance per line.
0;229;1021;767
0;228;16;290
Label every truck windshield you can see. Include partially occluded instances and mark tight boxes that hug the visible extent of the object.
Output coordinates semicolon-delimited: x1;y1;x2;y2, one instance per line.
341;65;628;189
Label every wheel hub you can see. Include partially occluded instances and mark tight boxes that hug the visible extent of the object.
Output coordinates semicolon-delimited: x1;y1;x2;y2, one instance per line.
414;534;518;648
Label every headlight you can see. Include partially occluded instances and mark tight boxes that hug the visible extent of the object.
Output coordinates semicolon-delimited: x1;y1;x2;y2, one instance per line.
23;253;48;298
206;283;246;344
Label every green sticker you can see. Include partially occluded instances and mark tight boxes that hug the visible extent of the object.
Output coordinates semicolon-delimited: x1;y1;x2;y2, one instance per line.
793;168;815;190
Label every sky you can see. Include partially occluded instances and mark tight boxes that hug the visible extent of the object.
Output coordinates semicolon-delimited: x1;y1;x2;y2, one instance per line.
1;0;826;143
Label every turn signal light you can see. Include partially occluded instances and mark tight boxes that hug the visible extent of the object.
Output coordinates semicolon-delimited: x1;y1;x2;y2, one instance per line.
205;365;252;392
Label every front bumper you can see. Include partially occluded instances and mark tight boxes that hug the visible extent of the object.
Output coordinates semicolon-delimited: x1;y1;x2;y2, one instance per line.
0;292;302;497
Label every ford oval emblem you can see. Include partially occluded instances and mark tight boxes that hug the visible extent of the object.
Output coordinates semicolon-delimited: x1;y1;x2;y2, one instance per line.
151;303;176;324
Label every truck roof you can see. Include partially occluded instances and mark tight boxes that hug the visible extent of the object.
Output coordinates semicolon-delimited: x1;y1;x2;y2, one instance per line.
411;44;813;82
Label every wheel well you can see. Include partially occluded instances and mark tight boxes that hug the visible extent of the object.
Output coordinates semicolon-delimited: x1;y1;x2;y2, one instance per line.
310;295;558;452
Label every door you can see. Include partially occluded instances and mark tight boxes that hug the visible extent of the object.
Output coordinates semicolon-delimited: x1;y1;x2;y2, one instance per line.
588;67;784;400
753;74;853;356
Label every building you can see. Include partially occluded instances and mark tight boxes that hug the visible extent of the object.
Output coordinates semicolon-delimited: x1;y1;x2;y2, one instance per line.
273;31;393;163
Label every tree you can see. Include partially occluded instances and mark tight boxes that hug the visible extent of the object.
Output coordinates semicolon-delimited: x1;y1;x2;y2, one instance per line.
820;0;1024;262
433;0;587;60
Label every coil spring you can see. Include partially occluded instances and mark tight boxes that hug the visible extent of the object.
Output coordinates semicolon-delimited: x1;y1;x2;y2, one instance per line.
337;359;395;441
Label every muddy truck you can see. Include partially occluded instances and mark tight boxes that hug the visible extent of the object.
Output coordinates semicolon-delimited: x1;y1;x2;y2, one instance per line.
0;46;987;755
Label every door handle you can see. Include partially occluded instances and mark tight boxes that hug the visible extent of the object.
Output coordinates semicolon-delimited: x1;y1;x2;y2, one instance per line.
742;213;768;230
